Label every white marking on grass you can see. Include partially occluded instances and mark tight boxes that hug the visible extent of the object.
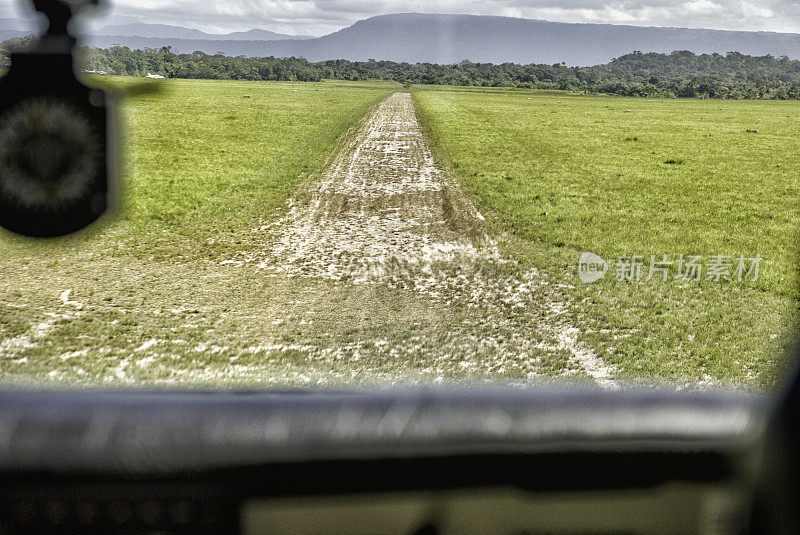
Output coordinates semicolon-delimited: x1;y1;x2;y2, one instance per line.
60;349;89;361
59;289;84;309
135;339;160;352
1;291;85;358
136;356;156;368
556;327;617;389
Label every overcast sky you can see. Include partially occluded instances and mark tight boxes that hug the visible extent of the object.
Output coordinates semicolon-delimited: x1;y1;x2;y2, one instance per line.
4;0;799;36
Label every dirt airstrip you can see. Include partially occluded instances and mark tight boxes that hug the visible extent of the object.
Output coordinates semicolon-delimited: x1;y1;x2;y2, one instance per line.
230;92;616;387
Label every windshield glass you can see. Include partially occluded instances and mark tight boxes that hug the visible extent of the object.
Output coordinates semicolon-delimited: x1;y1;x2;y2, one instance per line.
0;0;797;390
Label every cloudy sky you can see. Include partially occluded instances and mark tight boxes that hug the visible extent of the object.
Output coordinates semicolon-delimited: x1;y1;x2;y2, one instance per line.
4;0;799;36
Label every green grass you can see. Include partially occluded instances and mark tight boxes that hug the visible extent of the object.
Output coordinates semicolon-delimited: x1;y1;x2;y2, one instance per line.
0;78;397;384
2;78;395;259
118;78;396;260
2;78;798;388
413;86;800;388
2;78;395;260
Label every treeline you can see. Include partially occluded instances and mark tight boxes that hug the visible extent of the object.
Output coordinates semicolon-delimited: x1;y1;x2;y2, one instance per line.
0;35;38;64
4;35;800;99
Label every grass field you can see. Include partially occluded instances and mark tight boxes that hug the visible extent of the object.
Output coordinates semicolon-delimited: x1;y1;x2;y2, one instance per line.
413;86;800;387
0;78;397;384
1;78;797;388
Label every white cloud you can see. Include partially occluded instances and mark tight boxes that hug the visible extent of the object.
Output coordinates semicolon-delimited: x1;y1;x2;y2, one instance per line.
1;0;797;35
683;0;722;15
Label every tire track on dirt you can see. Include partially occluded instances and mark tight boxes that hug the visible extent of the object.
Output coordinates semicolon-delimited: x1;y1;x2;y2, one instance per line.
235;92;616;387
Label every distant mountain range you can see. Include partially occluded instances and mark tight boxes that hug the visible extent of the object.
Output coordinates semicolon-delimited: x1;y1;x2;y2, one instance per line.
3;13;800;66
0;16;41;39
0;19;311;45
89;23;313;41
0;18;39;32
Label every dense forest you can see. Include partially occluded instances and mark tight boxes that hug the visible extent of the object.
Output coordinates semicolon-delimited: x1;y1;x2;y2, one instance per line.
3;35;800;99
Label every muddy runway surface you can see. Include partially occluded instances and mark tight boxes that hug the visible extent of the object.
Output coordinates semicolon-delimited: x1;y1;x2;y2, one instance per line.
228;92;616;387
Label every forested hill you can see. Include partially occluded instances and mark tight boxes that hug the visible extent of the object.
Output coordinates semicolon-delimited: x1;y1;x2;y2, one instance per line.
3;35;800;99
3;14;800;65
48;14;800;65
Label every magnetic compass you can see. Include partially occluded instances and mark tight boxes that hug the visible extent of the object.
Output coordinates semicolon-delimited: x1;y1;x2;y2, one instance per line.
0;0;118;237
